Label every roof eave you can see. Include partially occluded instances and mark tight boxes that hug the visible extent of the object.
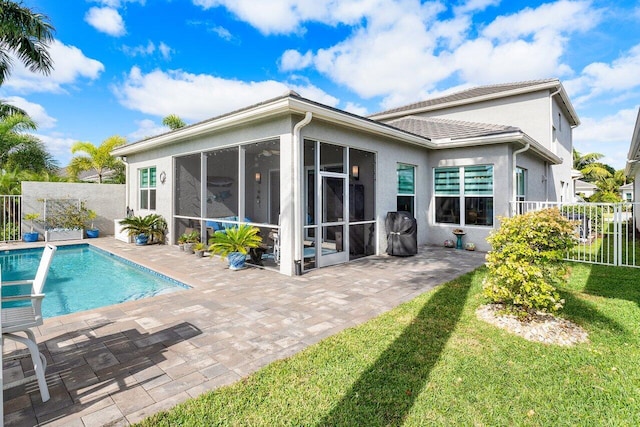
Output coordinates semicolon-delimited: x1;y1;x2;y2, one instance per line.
625;109;640;177
432;132;562;164
370;80;580;126
111;96;437;157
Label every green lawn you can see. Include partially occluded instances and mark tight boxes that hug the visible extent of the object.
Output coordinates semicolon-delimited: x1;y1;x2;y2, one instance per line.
138;263;640;426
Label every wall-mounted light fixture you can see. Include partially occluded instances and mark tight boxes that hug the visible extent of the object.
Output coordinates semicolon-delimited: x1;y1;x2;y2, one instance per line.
352;165;359;180
255;172;262;184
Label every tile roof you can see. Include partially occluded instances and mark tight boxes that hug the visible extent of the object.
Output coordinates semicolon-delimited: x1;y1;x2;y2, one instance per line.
386;116;520;141
370;78;560;118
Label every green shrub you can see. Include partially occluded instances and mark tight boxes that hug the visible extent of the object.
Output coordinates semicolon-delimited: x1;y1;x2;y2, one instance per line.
482;208;576;314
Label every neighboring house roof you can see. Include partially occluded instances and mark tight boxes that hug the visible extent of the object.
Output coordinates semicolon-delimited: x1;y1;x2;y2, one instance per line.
386;116;519;141
112;90;562;164
620;182;634;191
574;180;597;192
60;167;116;182
368;78;580;126
625;108;640;177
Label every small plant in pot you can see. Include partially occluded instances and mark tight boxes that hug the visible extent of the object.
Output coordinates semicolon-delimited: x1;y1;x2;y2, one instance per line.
85;209;99;238
183;230;200;254
177;233;188;251
193;242;206;258
208;224;262;270
23;213;41;242
119;214;167;245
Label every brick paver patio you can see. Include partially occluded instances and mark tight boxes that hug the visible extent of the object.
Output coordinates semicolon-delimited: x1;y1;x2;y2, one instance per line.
2;238;485;426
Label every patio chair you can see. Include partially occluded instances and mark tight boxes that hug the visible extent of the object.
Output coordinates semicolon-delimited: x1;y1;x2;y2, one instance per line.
1;243;57;402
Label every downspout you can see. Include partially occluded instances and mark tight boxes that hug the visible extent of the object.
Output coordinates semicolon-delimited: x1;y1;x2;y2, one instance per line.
119;156;129;215
512;143;530;216
293;112;313;275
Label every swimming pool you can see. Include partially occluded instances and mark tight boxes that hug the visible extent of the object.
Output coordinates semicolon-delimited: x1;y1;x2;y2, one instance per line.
1;244;190;318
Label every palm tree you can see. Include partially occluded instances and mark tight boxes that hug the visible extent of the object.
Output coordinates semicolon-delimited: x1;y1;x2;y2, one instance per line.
68;135;126;183
162;114;186;130
0;99;27;118
0;112;35;166
0;0;55;85
573;148;612;181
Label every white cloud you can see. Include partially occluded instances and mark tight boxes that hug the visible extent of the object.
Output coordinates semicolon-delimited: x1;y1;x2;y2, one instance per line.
3;96;57;129
3;40;104;93
343;102;368;116
452;30;573;84
271;1;601;109
482;0;600;41
454;0;500;15
122;40;156;57
193;0;377;35
566;43;640;105
34;132;76;165
574;107;639;170
122;40;173;60
211;26;233;41
279;49;313;71
128;118;167;141
85;7;126;37
113;66;338;121
158;42;173;60
95;0;146;7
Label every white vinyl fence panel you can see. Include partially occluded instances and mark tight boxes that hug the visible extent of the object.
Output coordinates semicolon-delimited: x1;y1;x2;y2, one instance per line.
511;201;639;268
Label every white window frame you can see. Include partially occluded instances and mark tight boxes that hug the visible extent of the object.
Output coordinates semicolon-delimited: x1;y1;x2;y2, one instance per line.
434;165;494;227
396;163;416;215
139;166;157;211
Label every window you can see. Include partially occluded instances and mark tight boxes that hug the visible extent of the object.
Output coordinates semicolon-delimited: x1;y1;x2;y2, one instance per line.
516;167;527;202
139;167;156;210
397;164;415;215
434;165;493;226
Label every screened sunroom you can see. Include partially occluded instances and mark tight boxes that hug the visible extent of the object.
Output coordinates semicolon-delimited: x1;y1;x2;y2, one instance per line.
172;137;376;274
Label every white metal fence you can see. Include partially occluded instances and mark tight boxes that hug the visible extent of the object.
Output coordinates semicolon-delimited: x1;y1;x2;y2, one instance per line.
0;195;22;242
511;201;639;268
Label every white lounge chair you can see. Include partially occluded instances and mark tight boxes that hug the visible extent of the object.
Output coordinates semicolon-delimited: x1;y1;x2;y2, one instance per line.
2;243;57;402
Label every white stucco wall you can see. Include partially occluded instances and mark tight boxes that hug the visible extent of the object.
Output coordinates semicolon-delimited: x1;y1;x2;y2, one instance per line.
427;144;511;251
21;181;126;236
409;91;552;147
299;117;430;256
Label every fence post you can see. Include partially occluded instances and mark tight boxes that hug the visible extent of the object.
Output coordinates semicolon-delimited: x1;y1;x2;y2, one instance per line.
614;203;620;266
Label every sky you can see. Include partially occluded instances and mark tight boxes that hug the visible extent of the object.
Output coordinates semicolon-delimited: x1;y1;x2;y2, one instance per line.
2;0;639;170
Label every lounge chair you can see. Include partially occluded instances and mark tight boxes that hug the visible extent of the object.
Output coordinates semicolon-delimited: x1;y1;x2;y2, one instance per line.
1;243;57;402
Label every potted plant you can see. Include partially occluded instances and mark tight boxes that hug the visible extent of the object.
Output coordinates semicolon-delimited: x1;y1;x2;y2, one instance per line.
43;199;89;242
208;224;262;270
177;233;188;251
23;213;41;242
119;214;167;246
183;230;200;254
85;209;99;238
193;242;206;257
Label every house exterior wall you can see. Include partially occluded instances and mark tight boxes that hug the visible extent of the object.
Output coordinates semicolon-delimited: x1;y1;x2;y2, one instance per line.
549;96;574;202
380;89;574;203
427;144;510;252
515;150;548;202
124;116;293;244
21;181;126;236
407;91;552;146
298;117;430;255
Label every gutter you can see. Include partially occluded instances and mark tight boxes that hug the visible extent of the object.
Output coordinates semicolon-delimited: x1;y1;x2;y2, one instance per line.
293;112;312;275
512;143;530;215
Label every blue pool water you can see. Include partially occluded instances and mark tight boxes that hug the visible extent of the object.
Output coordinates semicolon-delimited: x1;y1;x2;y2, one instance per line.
1;244;190;318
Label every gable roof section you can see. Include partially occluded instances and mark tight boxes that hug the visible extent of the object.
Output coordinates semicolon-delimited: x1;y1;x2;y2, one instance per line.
386;116;519;141
112;90;561;164
369;78;580;126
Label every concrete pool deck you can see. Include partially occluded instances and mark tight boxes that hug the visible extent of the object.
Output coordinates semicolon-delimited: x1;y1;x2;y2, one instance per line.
2;238;485;426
